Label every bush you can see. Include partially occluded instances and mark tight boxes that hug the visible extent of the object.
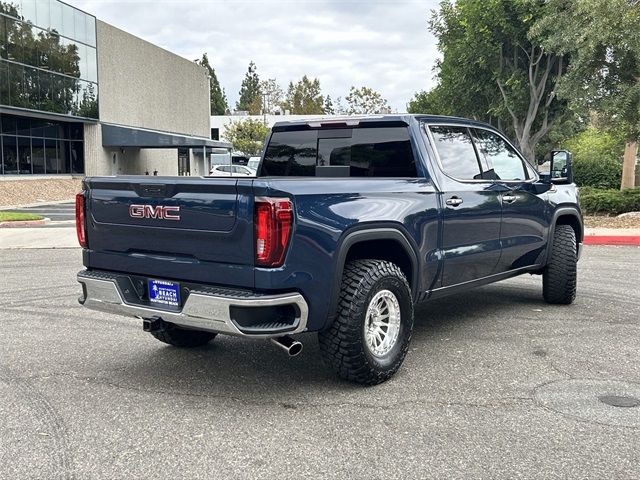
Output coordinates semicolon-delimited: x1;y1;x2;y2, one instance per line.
562;127;624;189
579;187;640;215
573;156;622;189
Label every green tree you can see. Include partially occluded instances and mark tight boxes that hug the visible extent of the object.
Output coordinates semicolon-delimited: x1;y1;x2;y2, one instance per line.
223;119;270;156
323;95;335;114
333;96;347;115
195;53;228;115
283;76;324;114
346;86;390;115
259;78;283;114
407;88;451;115
417;0;571;162
236;61;262;114
533;0;640;189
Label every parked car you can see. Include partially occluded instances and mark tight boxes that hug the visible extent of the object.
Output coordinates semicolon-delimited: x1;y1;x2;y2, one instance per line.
209;164;255;176
76;115;583;385
247;156;261;171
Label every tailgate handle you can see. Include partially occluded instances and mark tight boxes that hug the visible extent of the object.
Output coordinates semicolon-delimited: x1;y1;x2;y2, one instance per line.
139;184;167;197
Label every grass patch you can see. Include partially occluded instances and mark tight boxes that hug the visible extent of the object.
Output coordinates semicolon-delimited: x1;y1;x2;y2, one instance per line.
0;211;44;222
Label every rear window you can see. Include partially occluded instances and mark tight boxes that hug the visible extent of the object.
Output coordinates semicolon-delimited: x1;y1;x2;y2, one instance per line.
261;127;417;177
429;125;483;180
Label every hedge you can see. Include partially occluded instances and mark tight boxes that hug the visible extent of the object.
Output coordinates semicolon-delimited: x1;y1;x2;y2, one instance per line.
573;156;622;190
579;187;640;215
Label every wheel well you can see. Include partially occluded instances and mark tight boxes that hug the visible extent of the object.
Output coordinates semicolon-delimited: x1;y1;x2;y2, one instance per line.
344;239;414;290
555;214;582;243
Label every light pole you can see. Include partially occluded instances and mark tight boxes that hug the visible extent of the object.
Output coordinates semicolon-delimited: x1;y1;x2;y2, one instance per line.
262;93;268;127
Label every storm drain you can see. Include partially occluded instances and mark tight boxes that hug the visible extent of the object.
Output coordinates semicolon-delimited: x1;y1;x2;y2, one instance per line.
534;379;640;428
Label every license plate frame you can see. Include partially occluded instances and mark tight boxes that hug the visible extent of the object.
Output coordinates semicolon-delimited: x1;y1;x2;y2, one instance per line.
148;278;181;308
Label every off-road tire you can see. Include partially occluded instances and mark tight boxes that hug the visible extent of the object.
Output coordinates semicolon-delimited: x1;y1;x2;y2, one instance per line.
543;224;577;304
319;259;414;385
150;325;217;348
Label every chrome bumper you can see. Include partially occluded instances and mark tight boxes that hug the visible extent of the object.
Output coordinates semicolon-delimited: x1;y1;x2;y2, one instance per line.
77;270;308;338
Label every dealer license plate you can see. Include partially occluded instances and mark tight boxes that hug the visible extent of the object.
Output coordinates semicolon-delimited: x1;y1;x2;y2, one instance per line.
148;279;180;308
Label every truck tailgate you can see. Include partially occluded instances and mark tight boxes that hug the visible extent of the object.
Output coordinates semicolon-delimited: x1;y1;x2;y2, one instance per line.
83;176;255;288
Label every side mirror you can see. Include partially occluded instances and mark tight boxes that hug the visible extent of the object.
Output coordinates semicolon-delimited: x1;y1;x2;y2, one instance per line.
550;150;573;184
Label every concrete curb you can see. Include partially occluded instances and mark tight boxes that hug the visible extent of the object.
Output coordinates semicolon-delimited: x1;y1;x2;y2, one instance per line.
0;218;49;228
0;220;46;228
584;228;640;246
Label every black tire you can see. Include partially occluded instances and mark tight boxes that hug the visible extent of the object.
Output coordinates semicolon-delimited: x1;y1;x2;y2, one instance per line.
319;259;414;385
149;325;217;348
543;224;577;304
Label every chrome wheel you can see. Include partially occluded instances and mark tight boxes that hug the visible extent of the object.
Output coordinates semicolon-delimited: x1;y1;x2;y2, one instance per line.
364;289;401;357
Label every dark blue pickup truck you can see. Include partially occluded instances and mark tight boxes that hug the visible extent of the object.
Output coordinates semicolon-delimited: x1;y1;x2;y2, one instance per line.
76;115;583;384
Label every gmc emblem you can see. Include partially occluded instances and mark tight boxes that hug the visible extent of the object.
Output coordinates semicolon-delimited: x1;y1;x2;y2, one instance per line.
129;204;181;221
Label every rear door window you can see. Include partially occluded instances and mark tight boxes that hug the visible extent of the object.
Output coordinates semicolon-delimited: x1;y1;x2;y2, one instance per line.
429;125;483;180
261;126;417;177
351;127;416;177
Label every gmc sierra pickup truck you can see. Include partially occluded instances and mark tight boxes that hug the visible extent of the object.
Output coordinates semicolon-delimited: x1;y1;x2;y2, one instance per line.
76;115;583;385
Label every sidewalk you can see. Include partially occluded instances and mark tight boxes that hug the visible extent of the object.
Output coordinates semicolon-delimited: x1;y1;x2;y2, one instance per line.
0;227;77;249
584;228;640;246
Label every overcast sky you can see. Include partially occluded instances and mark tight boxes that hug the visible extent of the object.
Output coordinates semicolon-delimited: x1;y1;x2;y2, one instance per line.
69;0;440;112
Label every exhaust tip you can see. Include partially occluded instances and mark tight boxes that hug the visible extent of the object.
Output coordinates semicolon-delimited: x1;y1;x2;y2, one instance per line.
288;341;303;357
270;336;303;357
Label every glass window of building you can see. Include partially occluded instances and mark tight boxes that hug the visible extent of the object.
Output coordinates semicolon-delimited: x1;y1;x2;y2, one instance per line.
0;0;98;118
0;113;85;175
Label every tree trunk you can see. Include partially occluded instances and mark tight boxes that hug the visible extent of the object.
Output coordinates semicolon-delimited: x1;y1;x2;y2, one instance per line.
518;140;536;164
621;139;638;190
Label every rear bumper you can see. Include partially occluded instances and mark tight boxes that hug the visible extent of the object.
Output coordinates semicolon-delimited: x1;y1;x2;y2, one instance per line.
77;270;308;338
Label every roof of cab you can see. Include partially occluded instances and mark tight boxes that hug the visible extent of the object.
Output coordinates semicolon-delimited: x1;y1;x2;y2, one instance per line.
271;114;495;131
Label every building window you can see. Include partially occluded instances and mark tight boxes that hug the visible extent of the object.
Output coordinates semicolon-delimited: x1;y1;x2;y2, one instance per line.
0;1;98;118
0;113;84;175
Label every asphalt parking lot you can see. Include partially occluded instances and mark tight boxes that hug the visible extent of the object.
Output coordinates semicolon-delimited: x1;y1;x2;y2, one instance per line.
1;246;639;479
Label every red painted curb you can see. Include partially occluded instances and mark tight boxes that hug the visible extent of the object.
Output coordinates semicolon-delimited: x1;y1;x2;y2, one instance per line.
583;235;640;246
0;219;46;228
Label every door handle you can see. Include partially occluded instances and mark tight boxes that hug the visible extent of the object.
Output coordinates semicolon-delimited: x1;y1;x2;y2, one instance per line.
502;194;517;204
446;196;463;207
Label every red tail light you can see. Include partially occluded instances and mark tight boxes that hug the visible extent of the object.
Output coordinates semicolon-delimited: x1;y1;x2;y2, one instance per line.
255;197;293;267
75;192;87;248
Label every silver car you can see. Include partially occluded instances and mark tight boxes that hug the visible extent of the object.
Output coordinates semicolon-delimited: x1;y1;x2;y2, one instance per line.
209;165;256;177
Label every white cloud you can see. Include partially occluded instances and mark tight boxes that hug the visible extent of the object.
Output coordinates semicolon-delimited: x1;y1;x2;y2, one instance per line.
70;0;441;111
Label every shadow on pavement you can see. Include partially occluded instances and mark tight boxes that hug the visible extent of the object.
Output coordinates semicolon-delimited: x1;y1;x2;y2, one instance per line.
83;280;545;399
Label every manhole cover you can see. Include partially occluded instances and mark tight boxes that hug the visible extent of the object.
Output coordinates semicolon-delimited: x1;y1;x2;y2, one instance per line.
534;379;640;428
599;395;640;408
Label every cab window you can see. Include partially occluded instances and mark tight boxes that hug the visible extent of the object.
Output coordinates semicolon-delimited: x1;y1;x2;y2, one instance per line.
471;129;528;181
261;126;417;177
